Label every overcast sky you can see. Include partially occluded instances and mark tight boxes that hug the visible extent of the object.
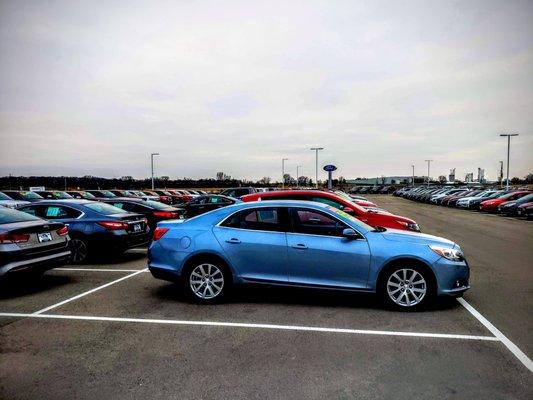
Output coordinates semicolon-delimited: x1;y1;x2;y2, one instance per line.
1;0;532;182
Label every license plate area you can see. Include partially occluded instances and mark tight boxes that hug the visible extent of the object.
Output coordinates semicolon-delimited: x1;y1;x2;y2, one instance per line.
38;232;53;243
133;223;142;232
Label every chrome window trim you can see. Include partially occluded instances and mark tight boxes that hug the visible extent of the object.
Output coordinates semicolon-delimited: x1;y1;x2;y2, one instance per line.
216;205;366;239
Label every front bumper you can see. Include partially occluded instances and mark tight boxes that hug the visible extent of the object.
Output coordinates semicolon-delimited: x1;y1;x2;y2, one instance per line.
433;258;470;297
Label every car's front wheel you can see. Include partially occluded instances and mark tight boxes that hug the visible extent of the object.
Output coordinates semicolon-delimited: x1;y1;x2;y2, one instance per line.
380;265;434;310
184;259;229;303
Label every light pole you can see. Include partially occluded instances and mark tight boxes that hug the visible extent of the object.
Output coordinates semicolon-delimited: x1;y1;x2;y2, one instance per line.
150;152;160;190
296;165;302;188
281;158;289;188
411;165;415;187
310;147;324;188
425;160;433;187
500;133;519;190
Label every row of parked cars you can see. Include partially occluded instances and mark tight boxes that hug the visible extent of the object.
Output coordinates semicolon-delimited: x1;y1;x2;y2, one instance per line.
350;186;397;195
0;188;247;276
394;186;533;219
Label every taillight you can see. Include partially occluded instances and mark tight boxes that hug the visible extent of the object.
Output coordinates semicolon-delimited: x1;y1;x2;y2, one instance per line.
153;227;169;241
153;211;179;218
56;226;69;236
0;233;30;244
97;221;128;230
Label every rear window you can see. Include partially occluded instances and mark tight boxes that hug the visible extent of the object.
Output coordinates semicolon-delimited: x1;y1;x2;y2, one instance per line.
53;191;73;199
85;202;128;215
0;192;12;200
0;207;41;224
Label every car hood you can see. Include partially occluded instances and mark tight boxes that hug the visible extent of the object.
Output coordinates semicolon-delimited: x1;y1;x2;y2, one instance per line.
366;210;416;224
499;201;516;208
380;228;455;247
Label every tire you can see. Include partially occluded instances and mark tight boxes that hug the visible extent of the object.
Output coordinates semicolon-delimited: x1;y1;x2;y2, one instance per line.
182;258;231;303
379;264;434;310
70;238;89;264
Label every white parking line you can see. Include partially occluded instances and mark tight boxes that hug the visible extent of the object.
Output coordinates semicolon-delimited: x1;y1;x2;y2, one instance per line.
458;298;533;373
54;268;147;272
31;269;147;315
0;312;499;341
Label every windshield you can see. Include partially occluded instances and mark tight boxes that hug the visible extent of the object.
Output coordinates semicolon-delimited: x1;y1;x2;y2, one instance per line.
21;191;43;200
81;192;96;199
85;202;128;215
53;191;73;199
100;190;116;198
327;205;372;231
0;192;12;200
144;200;174;210
0;207;41;224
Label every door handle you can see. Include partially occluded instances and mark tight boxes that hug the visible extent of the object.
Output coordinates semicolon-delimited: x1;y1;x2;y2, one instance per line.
291;243;308;250
226;238;241;244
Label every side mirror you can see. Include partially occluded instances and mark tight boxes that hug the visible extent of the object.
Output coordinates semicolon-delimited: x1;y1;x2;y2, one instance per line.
342;207;354;214
342;228;359;239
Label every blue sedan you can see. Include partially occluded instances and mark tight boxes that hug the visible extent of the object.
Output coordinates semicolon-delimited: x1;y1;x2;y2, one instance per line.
148;201;470;309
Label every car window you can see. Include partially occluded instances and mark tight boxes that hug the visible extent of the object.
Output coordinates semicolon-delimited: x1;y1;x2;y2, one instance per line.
291;208;348;237
221;207;285;232
0;207;42;224
209;196;231;205
44;206;82;219
0;192;12;200
191;197;207;205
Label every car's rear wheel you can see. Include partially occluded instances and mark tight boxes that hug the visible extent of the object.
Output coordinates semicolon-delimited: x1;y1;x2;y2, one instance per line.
184;259;229;303
70;238;89;264
380;265;434;310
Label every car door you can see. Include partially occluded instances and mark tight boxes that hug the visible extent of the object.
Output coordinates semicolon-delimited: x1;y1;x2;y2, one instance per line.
286;207;371;289
213;206;289;283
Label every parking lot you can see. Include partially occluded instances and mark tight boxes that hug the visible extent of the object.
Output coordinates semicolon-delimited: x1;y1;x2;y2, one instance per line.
1;195;532;399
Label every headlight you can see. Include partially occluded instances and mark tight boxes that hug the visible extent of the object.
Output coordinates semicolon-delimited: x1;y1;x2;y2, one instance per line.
396;221;421;232
429;245;464;261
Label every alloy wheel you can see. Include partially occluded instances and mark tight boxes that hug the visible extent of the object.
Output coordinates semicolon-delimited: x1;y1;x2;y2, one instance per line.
70;239;88;263
386;268;427;307
189;263;224;300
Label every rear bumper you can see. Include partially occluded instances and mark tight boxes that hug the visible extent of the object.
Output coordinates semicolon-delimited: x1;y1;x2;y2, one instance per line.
90;231;151;251
0;250;71;277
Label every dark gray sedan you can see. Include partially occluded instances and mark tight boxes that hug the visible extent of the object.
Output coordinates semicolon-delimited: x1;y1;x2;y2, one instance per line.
0;207;71;277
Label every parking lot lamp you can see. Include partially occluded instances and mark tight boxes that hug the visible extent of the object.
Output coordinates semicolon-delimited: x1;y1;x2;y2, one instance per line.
150;153;160;190
425;160;433;187
281;158;289;188
411;165;415;187
499;133;519;190
310;147;324;188
296;165;302;188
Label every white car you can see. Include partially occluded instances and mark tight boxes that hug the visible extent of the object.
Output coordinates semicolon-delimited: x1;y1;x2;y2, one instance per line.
0;192;30;208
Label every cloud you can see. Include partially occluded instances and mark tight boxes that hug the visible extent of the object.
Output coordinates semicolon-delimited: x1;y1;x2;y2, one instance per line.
0;0;532;181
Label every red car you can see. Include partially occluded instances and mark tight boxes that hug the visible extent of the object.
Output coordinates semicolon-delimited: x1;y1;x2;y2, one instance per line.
241;190;421;232
479;191;531;212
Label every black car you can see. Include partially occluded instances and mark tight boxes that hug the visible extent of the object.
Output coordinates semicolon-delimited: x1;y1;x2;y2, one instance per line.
17;200;150;263
100;199;184;230
34;190;73;200
219;187;257;198
1;190;44;202
181;195;238;218
0;207;70;277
